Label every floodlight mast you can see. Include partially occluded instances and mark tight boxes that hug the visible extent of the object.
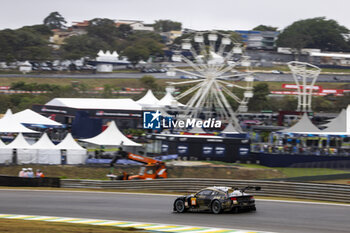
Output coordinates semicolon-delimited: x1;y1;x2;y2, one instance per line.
287;61;321;112
166;31;255;132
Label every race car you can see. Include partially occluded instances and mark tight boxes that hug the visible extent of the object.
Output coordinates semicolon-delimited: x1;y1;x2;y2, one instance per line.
173;186;260;214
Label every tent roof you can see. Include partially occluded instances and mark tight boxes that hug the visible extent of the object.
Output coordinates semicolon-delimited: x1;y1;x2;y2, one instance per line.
221;123;240;134
80;121;141;146
322;109;346;132
0;138;6;148
159;92;184;107
31;133;57;149
136;90;161;107
189;126;206;134
12;109;62;127
46;98;142;111
278;113;321;133
0;109;38;133
6;133;31;149
56;133;86;150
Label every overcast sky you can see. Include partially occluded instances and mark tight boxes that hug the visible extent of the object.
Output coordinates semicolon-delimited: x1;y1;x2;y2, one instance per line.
1;0;350;31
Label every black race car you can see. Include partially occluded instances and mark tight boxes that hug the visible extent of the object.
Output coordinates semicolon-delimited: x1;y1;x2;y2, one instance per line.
173;186;260;214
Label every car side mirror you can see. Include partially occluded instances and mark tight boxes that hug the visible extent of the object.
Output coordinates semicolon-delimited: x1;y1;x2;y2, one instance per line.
255;186;261;191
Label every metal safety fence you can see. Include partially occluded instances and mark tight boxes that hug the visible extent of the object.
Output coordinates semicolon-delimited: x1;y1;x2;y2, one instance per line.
61;178;350;203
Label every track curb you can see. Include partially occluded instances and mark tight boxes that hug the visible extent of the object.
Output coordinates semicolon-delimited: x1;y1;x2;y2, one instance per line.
0;213;274;233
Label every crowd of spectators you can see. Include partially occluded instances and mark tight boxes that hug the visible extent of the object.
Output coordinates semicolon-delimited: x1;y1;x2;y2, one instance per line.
18;168;45;178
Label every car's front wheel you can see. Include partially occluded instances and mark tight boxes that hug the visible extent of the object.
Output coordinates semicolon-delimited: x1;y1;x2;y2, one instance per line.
211;200;222;214
175;199;186;213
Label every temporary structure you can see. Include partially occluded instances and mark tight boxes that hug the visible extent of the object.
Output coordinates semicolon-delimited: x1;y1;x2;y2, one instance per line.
136;90;161;108
222;123;239;134
159;91;184;107
31;133;61;164
278;113;321;134
0;138;12;163
0;109;38;133
6;133;36;164
316;105;350;135
80;121;141;146
46;98;142;111
12;109;62;128
189;126;206;134
322;109;346;133
56;133;87;164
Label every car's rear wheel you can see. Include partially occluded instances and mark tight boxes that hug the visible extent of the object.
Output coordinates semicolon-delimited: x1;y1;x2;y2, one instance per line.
175;199;186;213
211;200;222;214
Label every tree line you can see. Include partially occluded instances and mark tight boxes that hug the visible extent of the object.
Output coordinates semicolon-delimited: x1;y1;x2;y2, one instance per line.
1;12;350;63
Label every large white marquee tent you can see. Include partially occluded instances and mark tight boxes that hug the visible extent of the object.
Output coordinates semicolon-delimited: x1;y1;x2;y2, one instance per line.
80;121;141;147
136;89;161;108
6;133;36;164
12;109;62;128
1;132;88;165
0;139;12;164
0;109;38;133
31;133;61;164
56;133;87;164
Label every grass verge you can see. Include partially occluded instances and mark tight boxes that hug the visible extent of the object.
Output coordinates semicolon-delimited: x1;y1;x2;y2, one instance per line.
0;218;142;233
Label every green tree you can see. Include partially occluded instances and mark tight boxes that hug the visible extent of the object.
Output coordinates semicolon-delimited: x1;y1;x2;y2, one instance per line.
102;84;113;98
61;35;110;59
0;27;51;61
123;46;149;66
277;17;350;52
253;25;277;31
43;12;67;29
154;20;182;32
139;75;158;90
117;24;132;38
248;83;270;111
312;96;335;112
87;18;118;44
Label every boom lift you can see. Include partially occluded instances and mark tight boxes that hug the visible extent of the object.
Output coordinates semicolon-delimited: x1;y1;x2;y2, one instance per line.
109;148;167;180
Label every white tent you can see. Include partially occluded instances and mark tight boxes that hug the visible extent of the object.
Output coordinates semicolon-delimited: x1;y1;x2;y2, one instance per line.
221;123;240;134
0;109;38;133
56;133;87;164
136;90;161;108
159;91;184;107
80;121;141;146
189;126;206;134
31;133;61;164
45;98;142;111
322;109;346;132
0;138;12;164
12;109;62;128
6;133;36;164
316;105;350;135
278;113;321;134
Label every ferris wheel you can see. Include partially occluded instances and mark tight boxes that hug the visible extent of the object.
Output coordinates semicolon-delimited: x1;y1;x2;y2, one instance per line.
166;31;254;131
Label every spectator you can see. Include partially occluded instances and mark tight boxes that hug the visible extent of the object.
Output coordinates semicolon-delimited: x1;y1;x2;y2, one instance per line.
27;168;34;178
18;168;26;177
36;169;45;178
22;168;28;178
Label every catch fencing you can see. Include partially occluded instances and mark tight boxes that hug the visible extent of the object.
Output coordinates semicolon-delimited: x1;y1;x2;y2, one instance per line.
61;178;350;203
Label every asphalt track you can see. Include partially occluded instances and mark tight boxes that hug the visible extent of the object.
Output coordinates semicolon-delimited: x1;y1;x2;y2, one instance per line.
0;189;349;233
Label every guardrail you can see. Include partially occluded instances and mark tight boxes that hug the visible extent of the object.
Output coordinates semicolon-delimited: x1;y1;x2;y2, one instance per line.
61;178;350;203
0;175;60;188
